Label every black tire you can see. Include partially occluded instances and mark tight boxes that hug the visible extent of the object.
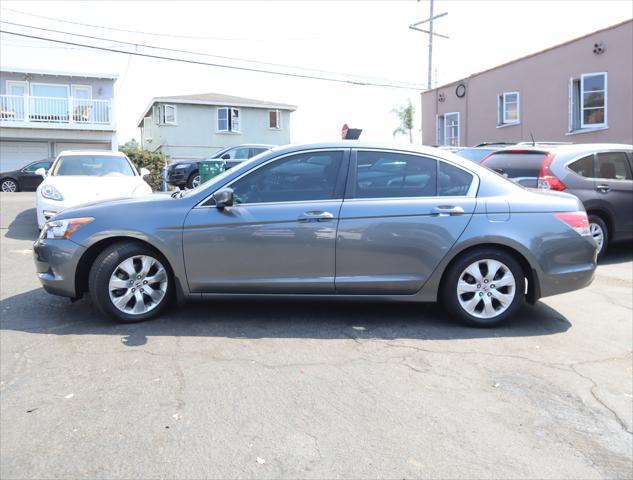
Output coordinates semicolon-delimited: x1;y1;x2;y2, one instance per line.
186;170;200;189
1;178;19;192
588;214;608;259
441;248;525;328
88;241;173;323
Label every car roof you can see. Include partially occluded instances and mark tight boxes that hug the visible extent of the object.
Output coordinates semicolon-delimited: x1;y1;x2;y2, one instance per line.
490;143;633;155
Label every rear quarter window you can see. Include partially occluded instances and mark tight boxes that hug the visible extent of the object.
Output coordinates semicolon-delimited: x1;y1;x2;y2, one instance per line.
568;154;594;178
439;162;473;196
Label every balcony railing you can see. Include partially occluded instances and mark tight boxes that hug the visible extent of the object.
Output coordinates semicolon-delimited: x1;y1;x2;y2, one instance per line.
0;95;112;126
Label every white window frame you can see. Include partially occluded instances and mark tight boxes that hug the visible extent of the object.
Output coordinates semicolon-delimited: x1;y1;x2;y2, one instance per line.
143;117;152;141
161;104;177;125
217;106;241;133
444;112;460;147
580;72;607;129
29;82;69;98
268;109;281;129
6;80;28;96
498;91;520;125
70;84;92;99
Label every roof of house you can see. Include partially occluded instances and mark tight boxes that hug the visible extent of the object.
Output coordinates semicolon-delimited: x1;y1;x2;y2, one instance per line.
137;93;297;126
421;18;633;95
0;66;118;80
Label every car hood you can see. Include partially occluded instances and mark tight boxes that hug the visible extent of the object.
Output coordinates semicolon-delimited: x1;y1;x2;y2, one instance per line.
40;176;150;204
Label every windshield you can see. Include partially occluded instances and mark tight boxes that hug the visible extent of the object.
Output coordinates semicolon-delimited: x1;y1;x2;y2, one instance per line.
52;155;136;177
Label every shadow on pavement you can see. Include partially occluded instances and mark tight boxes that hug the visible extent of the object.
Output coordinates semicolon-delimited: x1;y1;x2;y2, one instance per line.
0;287;571;347
4;208;38;241
600;241;633;266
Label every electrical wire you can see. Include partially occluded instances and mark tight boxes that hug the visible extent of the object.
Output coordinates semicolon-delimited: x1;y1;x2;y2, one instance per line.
0;29;423;90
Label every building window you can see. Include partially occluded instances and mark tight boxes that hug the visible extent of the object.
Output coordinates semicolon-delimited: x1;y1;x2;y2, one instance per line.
269;110;280;129
218;107;241;133
569;72;607;131
444;112;460;146
160;104;177;125
143;117;152;141
498;91;520;125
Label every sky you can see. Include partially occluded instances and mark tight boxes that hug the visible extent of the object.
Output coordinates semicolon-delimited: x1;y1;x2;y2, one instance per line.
1;0;631;146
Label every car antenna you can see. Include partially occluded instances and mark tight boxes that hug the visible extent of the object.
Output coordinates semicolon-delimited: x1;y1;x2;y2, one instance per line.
530;132;535;146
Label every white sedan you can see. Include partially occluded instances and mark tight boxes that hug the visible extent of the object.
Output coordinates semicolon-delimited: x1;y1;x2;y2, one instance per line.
35;150;153;228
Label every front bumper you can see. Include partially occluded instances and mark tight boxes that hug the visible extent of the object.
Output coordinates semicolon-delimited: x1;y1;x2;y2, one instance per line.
33;238;86;298
167;168;190;186
36;196;75;229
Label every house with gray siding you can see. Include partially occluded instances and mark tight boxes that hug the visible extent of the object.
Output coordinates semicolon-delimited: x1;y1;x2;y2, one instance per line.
421;19;633;147
137;93;296;162
0;67;117;171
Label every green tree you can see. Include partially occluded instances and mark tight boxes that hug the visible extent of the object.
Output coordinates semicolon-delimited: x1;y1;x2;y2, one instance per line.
119;146;166;191
392;99;415;143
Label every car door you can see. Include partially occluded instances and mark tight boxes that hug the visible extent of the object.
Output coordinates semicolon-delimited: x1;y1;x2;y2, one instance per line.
183;149;349;293
19;161;50;190
336;149;477;294
593;150;633;240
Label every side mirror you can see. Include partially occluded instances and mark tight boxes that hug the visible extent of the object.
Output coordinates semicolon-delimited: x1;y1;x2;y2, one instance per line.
34;168;46;178
212;188;234;210
221;153;231;160
140;168;151;178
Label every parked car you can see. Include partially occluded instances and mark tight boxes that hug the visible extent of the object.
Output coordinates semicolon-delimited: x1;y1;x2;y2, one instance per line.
167;144;274;189
35;150;152;228
1;158;54;192
454;146;509;163
480;144;633;257
33;142;597;327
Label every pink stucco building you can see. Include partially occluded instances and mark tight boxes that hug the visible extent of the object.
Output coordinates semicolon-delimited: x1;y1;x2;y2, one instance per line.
421;19;633;147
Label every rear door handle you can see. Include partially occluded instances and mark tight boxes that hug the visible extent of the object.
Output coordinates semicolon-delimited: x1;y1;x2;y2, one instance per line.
298;211;334;222
431;205;465;216
596;184;611;193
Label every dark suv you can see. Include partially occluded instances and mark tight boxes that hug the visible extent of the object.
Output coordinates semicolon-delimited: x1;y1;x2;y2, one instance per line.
167;144;273;189
481;144;633;257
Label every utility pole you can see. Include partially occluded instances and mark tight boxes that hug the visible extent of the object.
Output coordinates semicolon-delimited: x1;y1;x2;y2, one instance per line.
409;0;449;90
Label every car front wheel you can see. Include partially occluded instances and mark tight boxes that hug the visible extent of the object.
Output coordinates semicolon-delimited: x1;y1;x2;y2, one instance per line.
187;171;201;189
89;242;172;322
1;178;18;192
442;249;525;327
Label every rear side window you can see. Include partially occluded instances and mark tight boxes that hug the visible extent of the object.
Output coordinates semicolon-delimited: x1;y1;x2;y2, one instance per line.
355;151;437;198
231;151;343;204
568;154;594;178
439;162;473;196
595;152;632;180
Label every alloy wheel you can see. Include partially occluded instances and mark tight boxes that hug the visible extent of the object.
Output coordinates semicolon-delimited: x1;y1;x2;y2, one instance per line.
589;222;604;252
192;175;201;188
108;255;168;315
1;180;17;192
456;259;516;319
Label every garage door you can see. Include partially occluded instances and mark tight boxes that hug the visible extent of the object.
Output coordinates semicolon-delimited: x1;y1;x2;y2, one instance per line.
0;141;50;172
55;143;111;155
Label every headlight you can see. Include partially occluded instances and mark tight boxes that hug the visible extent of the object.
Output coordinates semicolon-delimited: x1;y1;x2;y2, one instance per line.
40;217;94;240
173;164;187;170
41;184;64;201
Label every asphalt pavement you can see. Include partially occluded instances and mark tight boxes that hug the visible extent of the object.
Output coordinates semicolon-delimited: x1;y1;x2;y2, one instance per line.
1;192;632;479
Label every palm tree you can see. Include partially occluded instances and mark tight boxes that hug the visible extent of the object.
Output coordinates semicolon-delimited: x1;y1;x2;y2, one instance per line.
392;99;415;143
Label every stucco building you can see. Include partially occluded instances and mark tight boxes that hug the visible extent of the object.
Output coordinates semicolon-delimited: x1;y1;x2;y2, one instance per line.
421;19;633;147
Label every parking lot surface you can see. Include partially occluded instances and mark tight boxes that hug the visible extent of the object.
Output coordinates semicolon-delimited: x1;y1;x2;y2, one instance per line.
1;192;632;479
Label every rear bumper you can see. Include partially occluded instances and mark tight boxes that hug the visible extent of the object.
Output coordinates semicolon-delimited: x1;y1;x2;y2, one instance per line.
33;238;85;298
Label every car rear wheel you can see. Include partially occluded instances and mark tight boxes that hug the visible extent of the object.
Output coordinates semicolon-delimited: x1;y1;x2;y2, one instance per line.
588;214;608;258
187;171;200;189
89;242;172;322
1;178;18;192
442;249;525;327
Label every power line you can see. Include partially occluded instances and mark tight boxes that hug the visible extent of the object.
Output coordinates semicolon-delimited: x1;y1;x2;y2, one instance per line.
0;7;317;42
0;29;422;90
0;19;420;88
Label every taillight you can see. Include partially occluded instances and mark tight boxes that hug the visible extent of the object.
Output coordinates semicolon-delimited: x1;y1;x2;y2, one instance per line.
537;153;566;191
554;212;590;236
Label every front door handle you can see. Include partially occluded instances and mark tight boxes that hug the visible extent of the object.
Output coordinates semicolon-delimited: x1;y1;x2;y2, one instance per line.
431;205;465;216
596;184;611;193
298;211;334;222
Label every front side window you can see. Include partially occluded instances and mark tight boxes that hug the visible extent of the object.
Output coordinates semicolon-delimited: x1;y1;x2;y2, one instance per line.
498;91;520;125
568;154;594;178
444;112;460;146
570;72;607;130
218;107;241;132
161;104;177;125
52;155;135;177
355;151;437;198
595;152;632;180
230;151;343;204
23;161;51;173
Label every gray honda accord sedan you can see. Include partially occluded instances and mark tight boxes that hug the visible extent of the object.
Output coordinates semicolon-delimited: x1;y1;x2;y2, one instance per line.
33;142;597;327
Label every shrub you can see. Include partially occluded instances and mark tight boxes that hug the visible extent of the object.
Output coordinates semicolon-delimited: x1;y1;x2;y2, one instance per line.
119;147;166;191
